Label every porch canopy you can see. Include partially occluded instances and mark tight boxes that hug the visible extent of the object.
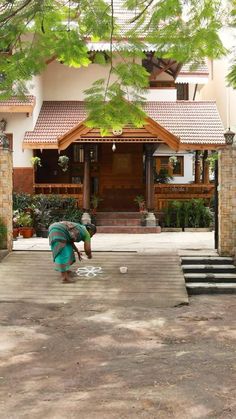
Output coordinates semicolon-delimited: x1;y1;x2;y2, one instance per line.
23;100;225;151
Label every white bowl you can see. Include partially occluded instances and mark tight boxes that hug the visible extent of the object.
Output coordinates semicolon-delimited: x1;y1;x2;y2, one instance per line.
119;266;128;274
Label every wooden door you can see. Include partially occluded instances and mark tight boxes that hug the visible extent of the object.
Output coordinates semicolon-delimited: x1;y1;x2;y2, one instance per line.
98;143;144;211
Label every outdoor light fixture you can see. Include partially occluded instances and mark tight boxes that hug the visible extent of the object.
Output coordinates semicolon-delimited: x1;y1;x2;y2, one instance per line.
112;142;116;152
0;118;7;132
0;132;9;149
224;128;235;145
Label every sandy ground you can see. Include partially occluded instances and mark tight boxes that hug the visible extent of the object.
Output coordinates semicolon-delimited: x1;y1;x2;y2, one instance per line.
0;294;235;419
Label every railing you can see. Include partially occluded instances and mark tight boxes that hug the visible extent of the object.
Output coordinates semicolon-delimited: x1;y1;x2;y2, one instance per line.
33;182;214;211
154;183;215;210
33;183;83;206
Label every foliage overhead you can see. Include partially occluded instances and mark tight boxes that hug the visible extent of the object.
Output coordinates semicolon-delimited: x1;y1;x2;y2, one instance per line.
0;0;231;133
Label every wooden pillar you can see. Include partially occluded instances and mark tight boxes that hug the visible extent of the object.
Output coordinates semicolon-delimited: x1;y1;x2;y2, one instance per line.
145;144;155;211
202;150;210;184
194;150;201;183
82;145;91;211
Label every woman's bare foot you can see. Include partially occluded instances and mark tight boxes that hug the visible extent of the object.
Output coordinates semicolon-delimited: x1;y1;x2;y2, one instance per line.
61;271;77;283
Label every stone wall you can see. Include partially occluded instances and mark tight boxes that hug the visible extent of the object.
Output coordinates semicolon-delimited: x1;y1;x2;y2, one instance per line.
0;146;13;251
218;144;236;256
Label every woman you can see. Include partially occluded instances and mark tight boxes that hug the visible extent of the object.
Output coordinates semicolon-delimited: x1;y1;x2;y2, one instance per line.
48;221;96;283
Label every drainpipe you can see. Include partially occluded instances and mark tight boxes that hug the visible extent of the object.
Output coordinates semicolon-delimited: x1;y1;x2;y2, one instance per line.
193;84;198;101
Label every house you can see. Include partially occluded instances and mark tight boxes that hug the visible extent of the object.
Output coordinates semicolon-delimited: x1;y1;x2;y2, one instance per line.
0;4;226;230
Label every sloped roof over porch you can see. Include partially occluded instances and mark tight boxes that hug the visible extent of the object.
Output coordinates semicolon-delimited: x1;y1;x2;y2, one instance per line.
23;100;225;151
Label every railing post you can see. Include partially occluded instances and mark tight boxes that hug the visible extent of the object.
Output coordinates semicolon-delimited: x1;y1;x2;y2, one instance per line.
202;150;210;184
82;145;91;224
145;144;156;226
194;150;201;183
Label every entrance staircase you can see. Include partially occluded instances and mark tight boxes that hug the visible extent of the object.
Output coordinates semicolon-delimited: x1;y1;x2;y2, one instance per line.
181;256;236;294
96;212;161;233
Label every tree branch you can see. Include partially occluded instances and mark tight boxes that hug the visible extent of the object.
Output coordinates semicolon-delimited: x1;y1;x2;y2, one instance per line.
130;0;155;23
104;0;114;101
0;0;34;24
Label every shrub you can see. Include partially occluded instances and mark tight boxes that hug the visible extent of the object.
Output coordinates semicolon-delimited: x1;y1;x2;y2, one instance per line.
13;193;32;211
163;199;213;229
0;217;7;249
13;194;83;229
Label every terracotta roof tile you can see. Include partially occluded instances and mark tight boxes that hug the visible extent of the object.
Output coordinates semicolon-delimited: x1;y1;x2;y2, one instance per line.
144;101;224;144
0;95;35;106
24;100;225;146
179;63;209;75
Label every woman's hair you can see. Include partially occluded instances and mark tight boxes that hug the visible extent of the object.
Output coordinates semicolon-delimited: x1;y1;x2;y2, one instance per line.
85;223;97;236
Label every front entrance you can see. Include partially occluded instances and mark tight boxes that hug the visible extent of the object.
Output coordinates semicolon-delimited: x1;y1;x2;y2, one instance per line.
98;143;144;211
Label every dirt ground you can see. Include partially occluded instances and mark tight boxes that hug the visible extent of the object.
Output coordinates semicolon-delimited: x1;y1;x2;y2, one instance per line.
0;294;235;419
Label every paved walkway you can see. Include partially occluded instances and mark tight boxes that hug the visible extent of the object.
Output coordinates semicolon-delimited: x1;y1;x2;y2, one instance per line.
0;251;188;307
13;231;216;255
0;232;217;308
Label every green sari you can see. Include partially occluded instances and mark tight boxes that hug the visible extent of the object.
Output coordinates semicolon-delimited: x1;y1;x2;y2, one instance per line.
48;221;90;272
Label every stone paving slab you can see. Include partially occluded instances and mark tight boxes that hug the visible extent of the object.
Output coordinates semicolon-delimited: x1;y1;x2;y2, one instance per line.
0;252;188;307
13;231;216;253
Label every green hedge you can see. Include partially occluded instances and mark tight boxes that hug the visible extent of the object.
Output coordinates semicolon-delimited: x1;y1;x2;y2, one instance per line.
0;217;7;249
13;193;83;229
163;199;213;229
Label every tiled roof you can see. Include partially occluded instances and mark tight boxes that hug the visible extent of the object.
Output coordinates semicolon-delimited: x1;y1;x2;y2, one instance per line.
144;101;225;144
0;95;35;106
180;63;209;75
24;102;86;144
23;100;225;146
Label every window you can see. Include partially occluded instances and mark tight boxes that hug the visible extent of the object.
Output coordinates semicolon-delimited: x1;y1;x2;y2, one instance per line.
176;83;189;100
73;145;98;163
73;144;84;162
156;156;184;176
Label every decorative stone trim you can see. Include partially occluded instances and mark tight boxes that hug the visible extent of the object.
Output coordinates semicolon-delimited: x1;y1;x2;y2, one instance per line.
0;147;13;251
218;144;236;256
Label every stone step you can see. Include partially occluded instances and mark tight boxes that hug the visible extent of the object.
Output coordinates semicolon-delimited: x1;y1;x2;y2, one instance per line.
182;264;236;273
184;273;236;282
96;212;141;219
96;218;141;226
97;226;161;234
181;256;234;265
186;283;236;295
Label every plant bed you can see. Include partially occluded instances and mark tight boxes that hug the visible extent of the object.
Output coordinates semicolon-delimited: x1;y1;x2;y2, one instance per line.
162;227;183;232
184;227;213;232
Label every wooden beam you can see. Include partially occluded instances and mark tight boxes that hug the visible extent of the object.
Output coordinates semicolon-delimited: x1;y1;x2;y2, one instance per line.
0;104;35;113
150;61;176;81
145;118;180;151
179;143;225;151
22;143;58;149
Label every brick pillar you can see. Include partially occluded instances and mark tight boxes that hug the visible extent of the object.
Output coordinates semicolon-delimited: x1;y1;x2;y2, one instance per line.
218;144;236;256
0;145;13;251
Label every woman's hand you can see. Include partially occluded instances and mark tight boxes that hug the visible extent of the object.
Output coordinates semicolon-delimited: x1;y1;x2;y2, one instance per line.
77;250;83;261
72;242;82;261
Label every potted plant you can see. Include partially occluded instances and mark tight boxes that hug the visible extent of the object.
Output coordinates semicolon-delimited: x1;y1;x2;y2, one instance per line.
58;155;69;172
18;212;34;238
134;195;146;212
30;156;42;170
169;155;178;168
134;195;148;226
13;210;20;239
154;168;173;184
90;194;103;216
